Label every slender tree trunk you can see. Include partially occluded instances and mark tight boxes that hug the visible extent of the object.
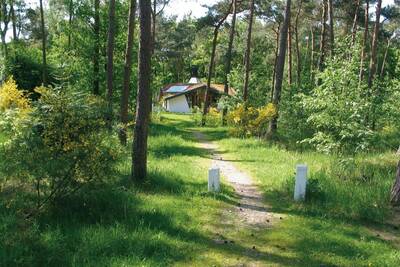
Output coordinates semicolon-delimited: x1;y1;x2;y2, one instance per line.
39;0;47;86
132;0;152;180
271;23;280;101
202;26;220;125
359;0;369;85
106;0;116;127
243;0;255;102
0;0;10;59
222;0;237;124
391;161;400;206
120;0;137;145
268;0;291;137
151;0;156;54
287;24;292;87
68;0;73;48
295;0;302;88
380;37;391;77
10;1;17;40
318;0;327;71
351;0;361;46
328;0;334;57
367;0;382;89
310;26;315;81
93;0;100;95
202;3;232;124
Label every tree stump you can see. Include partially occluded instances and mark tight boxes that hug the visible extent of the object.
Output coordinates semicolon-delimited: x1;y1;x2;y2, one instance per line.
391;160;400;206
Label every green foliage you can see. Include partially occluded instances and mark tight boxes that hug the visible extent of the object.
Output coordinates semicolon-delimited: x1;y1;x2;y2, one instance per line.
5;44;48;92
0;87;121;207
301;44;374;154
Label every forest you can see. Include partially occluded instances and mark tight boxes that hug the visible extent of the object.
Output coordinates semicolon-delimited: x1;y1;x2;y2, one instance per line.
0;0;400;266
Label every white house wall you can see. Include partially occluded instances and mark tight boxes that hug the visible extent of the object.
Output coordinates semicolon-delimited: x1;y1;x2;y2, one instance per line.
166;95;191;113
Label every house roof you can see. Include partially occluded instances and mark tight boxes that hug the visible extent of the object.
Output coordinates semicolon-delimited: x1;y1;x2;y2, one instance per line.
161;82;235;101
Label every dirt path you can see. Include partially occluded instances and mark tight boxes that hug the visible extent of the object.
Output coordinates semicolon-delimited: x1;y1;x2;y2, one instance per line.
193;131;283;265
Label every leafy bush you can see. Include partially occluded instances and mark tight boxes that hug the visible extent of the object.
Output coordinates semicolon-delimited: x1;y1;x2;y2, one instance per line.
205;107;221;126
0;87;121;210
0;77;31;112
301;44;374;154
227;103;277;137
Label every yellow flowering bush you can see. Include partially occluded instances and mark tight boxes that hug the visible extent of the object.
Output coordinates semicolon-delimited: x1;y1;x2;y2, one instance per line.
0;88;121;208
205;107;221;126
0;77;31;112
227;103;277;137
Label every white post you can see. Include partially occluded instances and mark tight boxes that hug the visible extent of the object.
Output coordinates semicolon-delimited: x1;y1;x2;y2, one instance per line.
294;164;308;201
208;168;220;192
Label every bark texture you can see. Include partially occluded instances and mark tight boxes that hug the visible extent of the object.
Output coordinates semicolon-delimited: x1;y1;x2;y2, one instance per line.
223;0;237;123
106;0;116;127
351;0;361;46
120;0;137;145
367;0;382;89
93;0;100;95
243;0;255;102
328;0;334;56
359;0;369;85
391;161;400;206
268;0;291;137
132;0;152;180
39;0;47;85
202;3;232;125
318;0;327;71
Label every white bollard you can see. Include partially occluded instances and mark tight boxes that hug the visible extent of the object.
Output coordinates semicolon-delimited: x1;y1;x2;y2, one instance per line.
208;168;220;192
294;164;308;201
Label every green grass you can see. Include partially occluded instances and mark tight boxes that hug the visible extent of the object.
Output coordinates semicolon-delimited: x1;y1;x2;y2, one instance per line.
1;113;399;266
0;114;239;266
194;120;400;266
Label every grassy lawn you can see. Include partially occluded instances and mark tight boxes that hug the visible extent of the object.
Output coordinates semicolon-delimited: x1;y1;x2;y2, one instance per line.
195;119;400;266
0;114;241;266
1;113;399;266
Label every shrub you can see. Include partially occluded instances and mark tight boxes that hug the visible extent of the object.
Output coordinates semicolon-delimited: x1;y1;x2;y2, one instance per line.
0;77;31;112
0;87;121;210
205;107;221;126
227;103;277;137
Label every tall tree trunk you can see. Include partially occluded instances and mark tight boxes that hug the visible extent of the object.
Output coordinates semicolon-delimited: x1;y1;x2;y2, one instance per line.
328;0;334;57
287;24;292;87
367;0;382;89
151;0;156;54
243;0;255;102
202;3;232;125
68;0;73;48
310;26;315;82
318;0;327;71
0;0;10;59
10;0;17;40
271;23;280;101
267;0;291;137
202;26;220;126
93;0;100;95
106;0;116;127
358;0;369;85
39;0;47;86
132;0;152;180
120;0;137;145
351;0;361;46
223;0;237;123
380;37;391;77
294;0;302;88
391;161;400;206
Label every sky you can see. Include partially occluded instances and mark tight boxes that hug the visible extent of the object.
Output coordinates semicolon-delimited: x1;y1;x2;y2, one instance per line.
165;0;396;20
